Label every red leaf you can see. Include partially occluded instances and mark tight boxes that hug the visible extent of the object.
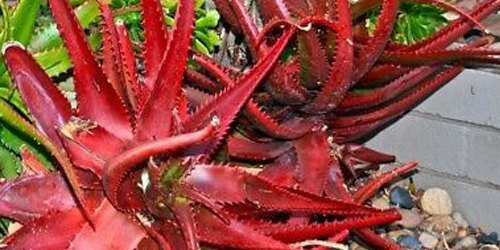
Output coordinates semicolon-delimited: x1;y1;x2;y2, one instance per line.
0;173;149;249
0;173;74;224
136;0;195;140
142;0;169;89
3;44;71;148
183;29;296;153
99;1;128;105
194;207;289;249
5;201;148;250
47;0;133;140
116;23;144;113
294;131;331;195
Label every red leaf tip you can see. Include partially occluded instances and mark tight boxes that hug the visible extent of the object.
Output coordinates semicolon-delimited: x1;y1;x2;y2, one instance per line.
1;41;25;55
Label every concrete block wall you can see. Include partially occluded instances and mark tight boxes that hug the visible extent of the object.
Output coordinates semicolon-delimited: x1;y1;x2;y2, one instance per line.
366;69;500;232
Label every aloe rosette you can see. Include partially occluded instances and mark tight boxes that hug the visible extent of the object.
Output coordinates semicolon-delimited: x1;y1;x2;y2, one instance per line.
0;0;411;249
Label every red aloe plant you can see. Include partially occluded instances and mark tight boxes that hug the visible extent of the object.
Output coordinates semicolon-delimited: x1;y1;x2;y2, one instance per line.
0;0;408;249
182;0;500;248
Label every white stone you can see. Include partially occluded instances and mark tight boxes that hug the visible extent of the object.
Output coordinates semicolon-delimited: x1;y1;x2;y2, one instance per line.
452;212;469;228
371;197;390;210
425;215;456;233
452;236;477;250
421;188;453;215
444;231;458;244
349;242;368;250
387;229;413;242
480;245;500;250
396;209;422;229
419;232;439;249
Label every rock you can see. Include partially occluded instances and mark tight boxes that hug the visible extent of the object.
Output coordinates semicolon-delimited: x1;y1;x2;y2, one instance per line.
396;209;422;229
452;236;477;250
421;188;453;215
388;229;413;242
349;242;368;250
372;197;390;210
456;228;469;239
480;245;500;250
390;187;414;209
452;212;469;228
424;215;457;233
373;227;387;234
478;232;499;245
419;232;439;249
444;231;458;244
398;235;422;250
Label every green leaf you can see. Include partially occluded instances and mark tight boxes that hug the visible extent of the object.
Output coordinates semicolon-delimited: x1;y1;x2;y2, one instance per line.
0;122;52;168
0;88;28;117
70;0;89;5
206;30;221;49
0;218;11;237
29;0;100;52
10;0;42;45
162;0;178;12
194;30;220;52
164;13;175;26
58;77;77;109
366;3;447;45
193;39;210;55
34;46;72;77
34;31;101;77
195;0;205;9
0;74;10;88
0;145;20;179
0;0;11;44
113;0;220;53
195;10;220;29
0;1;11;82
0;99;56;170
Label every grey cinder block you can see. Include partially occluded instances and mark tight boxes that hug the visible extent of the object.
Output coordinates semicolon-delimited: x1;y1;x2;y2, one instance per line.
414;70;500;129
366;70;500;232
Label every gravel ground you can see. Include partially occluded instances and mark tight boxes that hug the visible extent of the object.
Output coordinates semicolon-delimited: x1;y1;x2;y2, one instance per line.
351;171;500;250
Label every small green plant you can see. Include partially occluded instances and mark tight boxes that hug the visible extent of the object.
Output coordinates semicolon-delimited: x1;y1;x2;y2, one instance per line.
367;3;448;44
111;0;221;54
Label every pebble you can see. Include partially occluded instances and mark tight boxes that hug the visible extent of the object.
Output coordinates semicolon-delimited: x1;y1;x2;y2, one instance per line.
452;212;469;228
398;235;422;250
452;236;477;250
361;175;493;249
421;188;453;215
372;197;390;210
478;232;499;245
480;245;500;250
444;231;458;244
396;209;422;229
419;232;439;249
456;227;468;238
349;242;368;250
390;187;414;209
425;215;457;233
388;229;414;241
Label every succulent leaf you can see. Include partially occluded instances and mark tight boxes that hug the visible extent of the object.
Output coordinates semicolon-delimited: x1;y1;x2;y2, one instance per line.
136;0;195;140
3;44;72;148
